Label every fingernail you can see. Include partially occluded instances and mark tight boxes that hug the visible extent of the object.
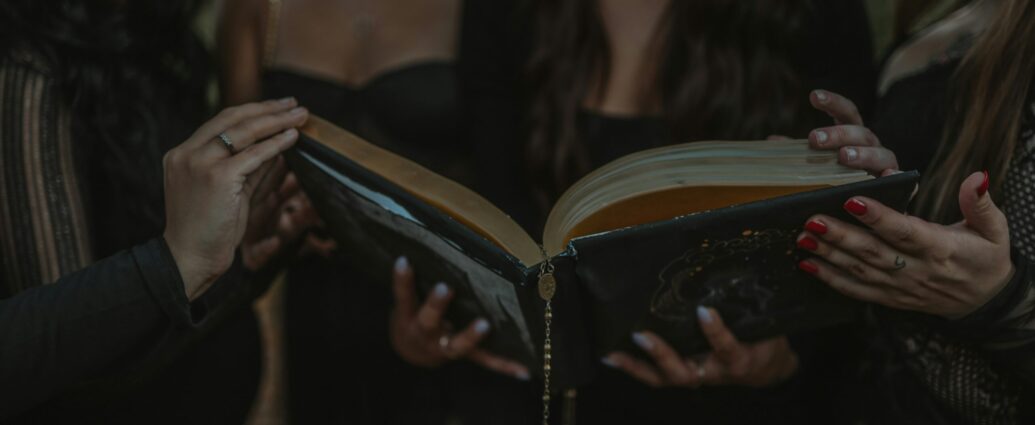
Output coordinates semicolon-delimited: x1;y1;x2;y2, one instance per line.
815;90;829;102
844;198;867;216
632;332;653;351
394;256;409;273
797;236;818;251
433;282;449;298
279;96;295;104
798;260;819;275
844;147;859;161
601;356;619;368
977;170;990;197
474;318;490;334
696;306;713;323
290;106;306;115
284;128;298;137
515;370;530;381
814;130;828;145
805;220;828;235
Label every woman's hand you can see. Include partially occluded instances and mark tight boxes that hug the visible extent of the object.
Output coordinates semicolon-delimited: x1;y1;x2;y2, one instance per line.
603;307;798;388
807;90;899;175
389;257;530;381
163;98;308;299
797;171;1015;318
240;171;335;271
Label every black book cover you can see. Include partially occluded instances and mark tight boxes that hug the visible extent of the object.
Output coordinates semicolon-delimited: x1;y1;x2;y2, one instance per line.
285;131;920;389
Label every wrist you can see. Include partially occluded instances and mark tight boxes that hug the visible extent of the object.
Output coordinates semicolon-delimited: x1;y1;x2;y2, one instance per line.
164;232;219;300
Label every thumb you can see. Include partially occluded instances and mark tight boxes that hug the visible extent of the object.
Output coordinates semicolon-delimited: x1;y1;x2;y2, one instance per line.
243;236;282;271
957;171;1009;243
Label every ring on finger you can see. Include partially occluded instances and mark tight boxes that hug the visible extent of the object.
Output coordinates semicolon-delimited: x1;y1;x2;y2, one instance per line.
217;132;237;155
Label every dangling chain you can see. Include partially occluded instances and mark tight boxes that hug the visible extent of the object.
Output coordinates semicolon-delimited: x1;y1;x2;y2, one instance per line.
537;247;556;425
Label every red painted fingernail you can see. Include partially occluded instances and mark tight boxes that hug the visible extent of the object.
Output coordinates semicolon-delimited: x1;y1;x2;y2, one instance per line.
844;199;867;216
805;220;828;235
797;236;818;251
798;260;819;275
977;170;990;197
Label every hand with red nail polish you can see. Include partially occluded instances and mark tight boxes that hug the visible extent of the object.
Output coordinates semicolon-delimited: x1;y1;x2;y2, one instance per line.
804;90;899;175
795;171;1014;318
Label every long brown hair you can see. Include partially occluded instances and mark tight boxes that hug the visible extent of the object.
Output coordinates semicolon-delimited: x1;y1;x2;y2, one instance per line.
914;0;1035;223
526;0;809;208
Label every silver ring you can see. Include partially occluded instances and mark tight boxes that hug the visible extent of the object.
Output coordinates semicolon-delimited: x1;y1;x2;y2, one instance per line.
217;132;237;155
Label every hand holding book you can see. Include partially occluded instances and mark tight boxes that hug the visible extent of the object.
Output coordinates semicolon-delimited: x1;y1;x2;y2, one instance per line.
285;113;920;389
389;257;531;381
602;307;798;388
597;90;890;389
798;171;1015;319
806;89;899;175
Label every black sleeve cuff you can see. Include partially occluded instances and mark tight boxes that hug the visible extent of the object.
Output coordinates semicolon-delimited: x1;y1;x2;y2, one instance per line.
946;246;1033;339
131;237;196;327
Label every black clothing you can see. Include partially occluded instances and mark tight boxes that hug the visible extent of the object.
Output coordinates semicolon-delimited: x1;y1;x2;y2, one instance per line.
462;0;878;236
853;36;1035;424
262;63;460;424
870;59;959;173
0;51;264;424
263;64;470;183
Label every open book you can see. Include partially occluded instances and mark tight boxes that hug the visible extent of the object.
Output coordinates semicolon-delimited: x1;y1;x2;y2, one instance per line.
285;116;919;388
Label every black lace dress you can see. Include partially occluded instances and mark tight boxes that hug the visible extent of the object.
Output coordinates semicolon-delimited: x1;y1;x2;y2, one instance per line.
857;39;1035;425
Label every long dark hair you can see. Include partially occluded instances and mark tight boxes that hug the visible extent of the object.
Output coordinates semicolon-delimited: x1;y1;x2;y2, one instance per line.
526;0;810;206
0;0;211;252
914;0;1035;223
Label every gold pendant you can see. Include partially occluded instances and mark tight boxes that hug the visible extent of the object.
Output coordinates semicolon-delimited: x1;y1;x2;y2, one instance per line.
538;272;556;301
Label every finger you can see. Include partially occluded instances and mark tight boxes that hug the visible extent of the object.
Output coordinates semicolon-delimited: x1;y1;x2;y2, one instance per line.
188;97;298;150
809;125;879;151
631;331;697;386
303;233;337;258
839;146;898;174
696;354;728;386
841;197;938;254
695;307;748;365
278;172;302;199
415;282;452;333
468;349;531;381
445;318;491;359
800;217;912;278
227;128;300;185
249;155;289;210
602;352;665;388
200;106;308;161
799;233;898;287
798;258;894;304
246;181;284;238
242;236;281;272
391;257;417;322
809;89;862;125
291;194;323;230
957;171;1009;244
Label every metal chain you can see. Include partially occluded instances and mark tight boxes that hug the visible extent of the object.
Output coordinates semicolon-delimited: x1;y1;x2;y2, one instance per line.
537;246;556;425
542;300;553;425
